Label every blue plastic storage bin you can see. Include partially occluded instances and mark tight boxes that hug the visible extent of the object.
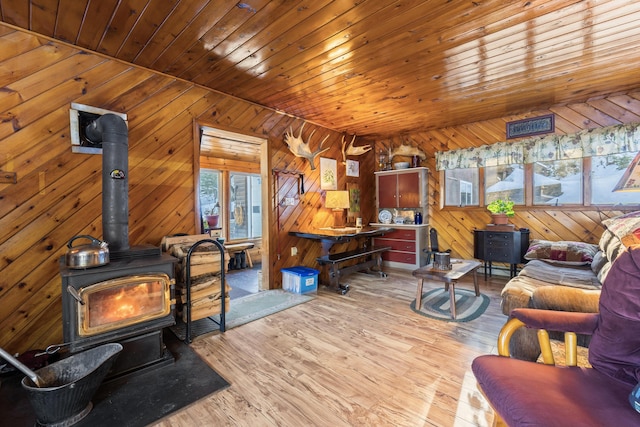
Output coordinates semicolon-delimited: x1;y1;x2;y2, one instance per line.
281;266;319;294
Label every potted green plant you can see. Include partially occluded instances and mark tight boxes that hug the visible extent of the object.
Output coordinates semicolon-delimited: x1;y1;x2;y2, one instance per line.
487;198;515;224
204;204;220;228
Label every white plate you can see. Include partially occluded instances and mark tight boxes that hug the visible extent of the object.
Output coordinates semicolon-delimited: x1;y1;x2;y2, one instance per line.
378;210;392;224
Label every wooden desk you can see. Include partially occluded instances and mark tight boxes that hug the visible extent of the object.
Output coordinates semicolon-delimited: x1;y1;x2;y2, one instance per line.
289;227;395;293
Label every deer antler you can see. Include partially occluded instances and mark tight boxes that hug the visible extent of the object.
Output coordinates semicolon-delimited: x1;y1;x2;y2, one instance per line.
284;122;330;170
341;134;372;164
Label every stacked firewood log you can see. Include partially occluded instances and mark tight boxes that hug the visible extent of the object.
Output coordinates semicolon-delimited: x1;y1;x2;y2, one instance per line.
161;234;230;322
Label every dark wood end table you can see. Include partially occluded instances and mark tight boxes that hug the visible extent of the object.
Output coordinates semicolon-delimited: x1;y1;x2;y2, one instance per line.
412;259;482;319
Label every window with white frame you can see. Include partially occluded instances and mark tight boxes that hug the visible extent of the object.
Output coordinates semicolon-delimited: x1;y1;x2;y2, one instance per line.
444;169;479;206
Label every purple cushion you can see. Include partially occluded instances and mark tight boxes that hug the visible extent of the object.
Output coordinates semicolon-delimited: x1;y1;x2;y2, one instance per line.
589;245;640;386
472;356;638;426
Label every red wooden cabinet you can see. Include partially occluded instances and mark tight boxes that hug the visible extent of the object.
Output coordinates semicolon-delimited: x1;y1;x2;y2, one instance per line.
375;168;426;208
373;167;429;270
377;174;398;208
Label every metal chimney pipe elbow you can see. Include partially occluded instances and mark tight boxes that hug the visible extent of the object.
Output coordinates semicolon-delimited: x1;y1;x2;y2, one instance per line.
85;114;129;251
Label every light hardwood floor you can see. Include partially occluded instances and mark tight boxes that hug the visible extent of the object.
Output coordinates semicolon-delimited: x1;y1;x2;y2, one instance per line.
152;268;509;426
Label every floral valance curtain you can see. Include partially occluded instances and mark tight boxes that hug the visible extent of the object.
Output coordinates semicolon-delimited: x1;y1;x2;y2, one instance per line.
436;122;640;170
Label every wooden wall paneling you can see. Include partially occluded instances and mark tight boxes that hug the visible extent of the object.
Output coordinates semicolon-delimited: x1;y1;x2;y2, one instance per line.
608;94;640;116
2;54;107;111
0;41;74;87
222;103;262;131
0;0;29;27
128;126;195;244
0;129;95;245
570;102;622;127
548;111;583;134
96;72;179;113
131;174;196;245
29;0;60;35
229;105;269;136
549;104;599;130
0;154;102;282
246;109;281;136
20;294;62;353
0;111;71;211
589;97;640;123
0;173;103;346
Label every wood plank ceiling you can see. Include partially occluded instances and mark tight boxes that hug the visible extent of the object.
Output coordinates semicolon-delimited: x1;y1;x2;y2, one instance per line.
2;0;640;138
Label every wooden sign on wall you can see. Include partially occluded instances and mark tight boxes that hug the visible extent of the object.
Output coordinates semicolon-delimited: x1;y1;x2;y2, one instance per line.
506;114;555;139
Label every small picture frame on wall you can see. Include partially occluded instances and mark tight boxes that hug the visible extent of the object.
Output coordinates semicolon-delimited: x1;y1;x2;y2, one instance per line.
346;159;359;177
320;157;337;190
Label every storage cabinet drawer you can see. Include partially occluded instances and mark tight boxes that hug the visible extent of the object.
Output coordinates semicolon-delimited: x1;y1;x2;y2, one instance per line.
486;248;512;262
486;239;515;251
375;238;416;252
383;251;416;264
487;233;513;242
383;229;416;240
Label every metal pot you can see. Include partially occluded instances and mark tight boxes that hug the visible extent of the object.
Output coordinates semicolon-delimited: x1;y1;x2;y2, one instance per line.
65;235;109;269
433;252;452;270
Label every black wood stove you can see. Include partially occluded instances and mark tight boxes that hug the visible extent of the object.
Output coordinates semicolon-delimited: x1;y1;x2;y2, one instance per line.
59;114;177;378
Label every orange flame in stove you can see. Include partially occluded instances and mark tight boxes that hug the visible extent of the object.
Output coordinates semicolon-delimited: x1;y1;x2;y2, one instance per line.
88;281;163;327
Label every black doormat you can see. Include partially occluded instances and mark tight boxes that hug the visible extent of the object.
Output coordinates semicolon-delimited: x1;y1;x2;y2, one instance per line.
1;331;230;427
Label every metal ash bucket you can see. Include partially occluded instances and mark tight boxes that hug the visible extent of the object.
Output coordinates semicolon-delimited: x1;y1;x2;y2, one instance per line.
433;252;452;270
21;343;123;426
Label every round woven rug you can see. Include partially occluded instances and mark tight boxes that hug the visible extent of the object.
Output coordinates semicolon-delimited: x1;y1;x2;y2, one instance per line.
410;288;490;322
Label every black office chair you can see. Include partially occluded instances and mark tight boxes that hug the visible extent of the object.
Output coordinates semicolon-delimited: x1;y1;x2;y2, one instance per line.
423;228;451;264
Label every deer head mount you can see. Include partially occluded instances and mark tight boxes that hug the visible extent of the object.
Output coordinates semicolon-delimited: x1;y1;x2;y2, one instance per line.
283;122;330;170
341;134;372;164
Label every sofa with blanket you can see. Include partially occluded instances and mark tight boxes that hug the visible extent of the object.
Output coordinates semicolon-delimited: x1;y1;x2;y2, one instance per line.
501;211;640;360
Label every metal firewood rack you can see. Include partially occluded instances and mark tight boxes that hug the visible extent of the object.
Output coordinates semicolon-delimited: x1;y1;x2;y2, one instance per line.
183;238;226;343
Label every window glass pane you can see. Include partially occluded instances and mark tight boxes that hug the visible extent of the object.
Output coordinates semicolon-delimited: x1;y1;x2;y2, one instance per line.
485;164;524;204
591;151;640;205
533;159;582;205
200;169;221;230
230;173;262;240
444;169;479;206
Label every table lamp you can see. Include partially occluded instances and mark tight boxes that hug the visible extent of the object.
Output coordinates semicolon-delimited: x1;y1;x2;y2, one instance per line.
613;151;640;192
325;190;350;228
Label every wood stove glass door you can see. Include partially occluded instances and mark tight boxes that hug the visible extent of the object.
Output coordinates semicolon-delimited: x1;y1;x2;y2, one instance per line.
77;274;173;336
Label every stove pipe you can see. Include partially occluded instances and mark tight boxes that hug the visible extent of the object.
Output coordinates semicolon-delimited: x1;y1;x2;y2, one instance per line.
85;114;129;251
